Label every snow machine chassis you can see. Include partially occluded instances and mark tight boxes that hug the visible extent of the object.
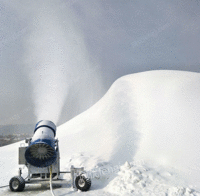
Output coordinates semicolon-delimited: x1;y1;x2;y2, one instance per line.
9;138;91;192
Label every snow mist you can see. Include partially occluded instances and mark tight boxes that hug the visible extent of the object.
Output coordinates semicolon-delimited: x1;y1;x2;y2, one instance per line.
24;2;100;124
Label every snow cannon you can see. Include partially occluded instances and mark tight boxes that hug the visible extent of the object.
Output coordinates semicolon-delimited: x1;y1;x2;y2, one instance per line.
25;120;57;168
9;120;91;192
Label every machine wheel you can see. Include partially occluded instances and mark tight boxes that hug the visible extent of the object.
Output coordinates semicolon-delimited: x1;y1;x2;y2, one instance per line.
9;176;25;192
75;175;91;191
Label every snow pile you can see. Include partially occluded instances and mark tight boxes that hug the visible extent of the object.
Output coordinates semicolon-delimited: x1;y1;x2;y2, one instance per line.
106;161;199;196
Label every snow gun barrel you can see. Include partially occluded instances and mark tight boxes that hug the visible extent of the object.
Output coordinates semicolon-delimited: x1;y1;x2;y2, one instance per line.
25;120;57;168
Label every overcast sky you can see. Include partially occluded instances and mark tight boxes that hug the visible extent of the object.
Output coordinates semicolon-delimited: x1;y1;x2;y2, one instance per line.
0;0;200;126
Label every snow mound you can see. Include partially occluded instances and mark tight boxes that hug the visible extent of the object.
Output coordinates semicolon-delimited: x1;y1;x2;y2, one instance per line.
57;70;200;188
106;161;200;196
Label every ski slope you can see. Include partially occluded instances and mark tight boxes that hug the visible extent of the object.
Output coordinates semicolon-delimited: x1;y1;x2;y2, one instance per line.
1;70;200;195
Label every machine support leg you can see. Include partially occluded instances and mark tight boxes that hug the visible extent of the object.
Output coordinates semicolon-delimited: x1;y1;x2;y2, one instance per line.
27;164;31;180
18;168;22;176
71;165;75;188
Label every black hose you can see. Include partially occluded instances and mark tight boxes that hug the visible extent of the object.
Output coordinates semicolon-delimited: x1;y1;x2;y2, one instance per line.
0;185;9;188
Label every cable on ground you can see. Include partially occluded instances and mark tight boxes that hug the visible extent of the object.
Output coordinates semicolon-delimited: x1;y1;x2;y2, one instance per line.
50;165;56;196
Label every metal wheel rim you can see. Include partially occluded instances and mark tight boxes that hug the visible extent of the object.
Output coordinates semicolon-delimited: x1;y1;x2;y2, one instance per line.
78;178;86;187
12;180;19;190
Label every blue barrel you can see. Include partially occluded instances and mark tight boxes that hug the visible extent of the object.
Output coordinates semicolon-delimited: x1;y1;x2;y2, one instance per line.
25;120;57;168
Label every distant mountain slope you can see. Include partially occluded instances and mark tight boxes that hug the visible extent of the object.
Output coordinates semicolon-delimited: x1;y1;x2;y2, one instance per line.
0;124;34;136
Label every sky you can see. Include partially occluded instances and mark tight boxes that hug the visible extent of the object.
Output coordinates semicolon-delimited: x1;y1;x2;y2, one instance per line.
0;0;200;126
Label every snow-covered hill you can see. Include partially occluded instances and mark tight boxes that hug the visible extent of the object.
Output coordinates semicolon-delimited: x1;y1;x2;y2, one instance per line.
1;70;200;195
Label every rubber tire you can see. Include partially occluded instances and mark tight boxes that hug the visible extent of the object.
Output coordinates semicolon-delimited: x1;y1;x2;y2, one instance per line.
75;175;91;191
9;176;25;192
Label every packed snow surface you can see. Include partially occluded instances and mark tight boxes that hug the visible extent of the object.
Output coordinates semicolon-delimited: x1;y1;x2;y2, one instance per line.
1;70;200;195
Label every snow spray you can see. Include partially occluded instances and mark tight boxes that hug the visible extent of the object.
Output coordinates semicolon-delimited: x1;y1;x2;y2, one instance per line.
24;1;102;124
24;6;69;124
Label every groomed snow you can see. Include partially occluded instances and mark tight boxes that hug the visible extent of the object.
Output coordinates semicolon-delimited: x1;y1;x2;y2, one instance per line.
1;70;200;195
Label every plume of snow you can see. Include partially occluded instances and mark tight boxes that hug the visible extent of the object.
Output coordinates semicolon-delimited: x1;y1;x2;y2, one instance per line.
23;1;101;124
